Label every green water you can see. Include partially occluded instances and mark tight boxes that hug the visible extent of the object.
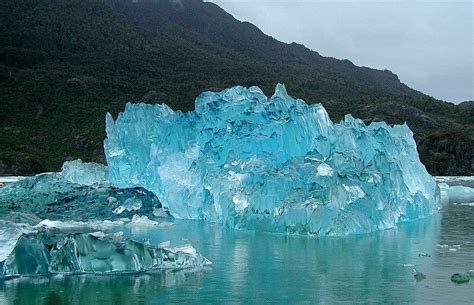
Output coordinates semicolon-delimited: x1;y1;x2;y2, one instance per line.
1;203;473;304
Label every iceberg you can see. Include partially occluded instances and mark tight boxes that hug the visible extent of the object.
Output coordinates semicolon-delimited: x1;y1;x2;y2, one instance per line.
104;84;440;235
0;167;162;223
0;220;211;279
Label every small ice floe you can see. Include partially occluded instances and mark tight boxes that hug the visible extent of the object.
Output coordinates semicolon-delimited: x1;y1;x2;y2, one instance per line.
451;273;470;284
1;220;211;279
437;244;461;251
452;202;474;206
418;252;431;257
438;183;474;205
413;270;426;281
434;176;474;184
402;263;415;267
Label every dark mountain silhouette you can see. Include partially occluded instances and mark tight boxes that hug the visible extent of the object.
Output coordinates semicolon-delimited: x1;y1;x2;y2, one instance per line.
0;0;472;175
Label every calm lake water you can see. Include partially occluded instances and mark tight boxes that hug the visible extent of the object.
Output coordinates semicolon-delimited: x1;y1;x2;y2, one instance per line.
1;202;473;304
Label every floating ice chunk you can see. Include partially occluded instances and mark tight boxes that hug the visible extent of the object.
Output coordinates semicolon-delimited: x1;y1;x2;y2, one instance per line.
434;176;474;185
50;235;210;274
1;222;210;278
105;84;440;235
451;273;470;284
438;183;474;205
61;159;109;186
414;270;426;281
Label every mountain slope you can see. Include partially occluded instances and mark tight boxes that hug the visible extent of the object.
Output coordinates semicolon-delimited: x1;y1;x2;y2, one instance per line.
112;0;421;97
0;0;472;175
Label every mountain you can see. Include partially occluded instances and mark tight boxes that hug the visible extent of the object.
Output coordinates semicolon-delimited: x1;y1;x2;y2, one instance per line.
459;101;474;111
0;0;472;175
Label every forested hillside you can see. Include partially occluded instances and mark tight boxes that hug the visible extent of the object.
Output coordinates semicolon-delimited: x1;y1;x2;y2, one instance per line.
0;0;472;175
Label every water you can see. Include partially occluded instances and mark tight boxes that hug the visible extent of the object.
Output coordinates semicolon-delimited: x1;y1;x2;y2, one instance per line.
1;204;473;304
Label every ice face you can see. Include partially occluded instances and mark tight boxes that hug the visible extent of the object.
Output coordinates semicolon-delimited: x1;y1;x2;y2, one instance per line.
0;221;210;278
105;84;440;235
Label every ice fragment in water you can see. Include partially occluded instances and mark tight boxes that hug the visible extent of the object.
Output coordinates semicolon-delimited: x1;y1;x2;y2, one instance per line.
105;84;440;235
0;221;210;278
414;271;426;281
438;183;474;205
450;273;470;284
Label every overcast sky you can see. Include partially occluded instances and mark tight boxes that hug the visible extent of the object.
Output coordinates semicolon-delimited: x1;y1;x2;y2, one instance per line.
209;0;473;103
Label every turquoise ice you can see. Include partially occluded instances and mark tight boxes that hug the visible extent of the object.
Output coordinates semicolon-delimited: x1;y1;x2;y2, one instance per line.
0;220;211;278
0;169;162;223
104;84;440;235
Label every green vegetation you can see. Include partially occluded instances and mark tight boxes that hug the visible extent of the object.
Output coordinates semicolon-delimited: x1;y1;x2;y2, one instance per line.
0;0;472;175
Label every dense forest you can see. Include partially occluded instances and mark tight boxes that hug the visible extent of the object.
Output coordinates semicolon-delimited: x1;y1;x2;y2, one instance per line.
0;0;472;175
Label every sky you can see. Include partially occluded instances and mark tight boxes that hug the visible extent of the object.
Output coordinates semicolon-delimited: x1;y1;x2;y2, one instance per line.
209;0;473;103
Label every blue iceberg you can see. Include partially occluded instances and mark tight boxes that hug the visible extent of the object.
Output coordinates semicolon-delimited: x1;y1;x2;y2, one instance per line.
0;220;211;278
104;84;440;235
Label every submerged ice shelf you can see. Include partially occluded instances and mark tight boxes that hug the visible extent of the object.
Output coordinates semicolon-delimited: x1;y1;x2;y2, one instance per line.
104;84;440;235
